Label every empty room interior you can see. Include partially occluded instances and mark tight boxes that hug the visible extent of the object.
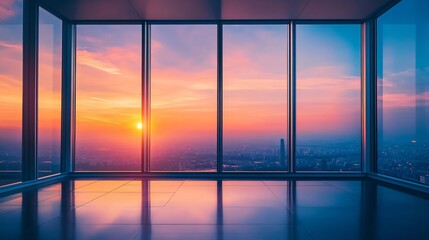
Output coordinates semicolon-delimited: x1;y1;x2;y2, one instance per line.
1;0;429;239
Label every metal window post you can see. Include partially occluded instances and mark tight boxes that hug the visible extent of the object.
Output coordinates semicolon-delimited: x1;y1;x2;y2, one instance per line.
288;22;297;173
22;0;39;181
142;23;151;172
217;23;223;173
61;21;76;173
362;19;377;174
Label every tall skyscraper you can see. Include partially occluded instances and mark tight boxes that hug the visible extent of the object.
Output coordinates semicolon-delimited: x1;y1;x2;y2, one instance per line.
280;139;286;168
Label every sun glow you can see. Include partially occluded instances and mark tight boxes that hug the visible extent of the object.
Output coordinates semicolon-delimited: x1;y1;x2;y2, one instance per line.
136;122;142;130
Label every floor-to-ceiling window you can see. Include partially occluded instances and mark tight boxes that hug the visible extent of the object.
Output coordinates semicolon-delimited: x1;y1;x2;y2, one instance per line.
67;22;364;174
0;0;23;185
223;24;288;171
150;25;217;172
75;25;142;171
37;7;62;177
377;0;429;184
296;24;361;172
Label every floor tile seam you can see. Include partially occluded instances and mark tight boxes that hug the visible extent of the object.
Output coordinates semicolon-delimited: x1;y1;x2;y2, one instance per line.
154;198;173;208
263;184;289;186
298;189;360;199
324;182;361;197
37;193;64;203
222;205;288;209
111;191;148;193
132;232;140;240
34;214;65;228
262;181;289;205
222;184;267;187
0;207;21;217
0;203;22;207
0;208;20;217
76;205;148;209
74;180;134;209
37;214;62;226
73;180;100;190
0;188;61;206
74;178;135;192
162;181;185;206
285;217;316;240
149;191;177;194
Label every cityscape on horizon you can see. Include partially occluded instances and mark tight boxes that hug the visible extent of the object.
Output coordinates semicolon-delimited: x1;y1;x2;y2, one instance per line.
2;138;429;185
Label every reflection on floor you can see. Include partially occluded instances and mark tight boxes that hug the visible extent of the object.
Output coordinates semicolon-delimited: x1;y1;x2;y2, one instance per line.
0;179;428;240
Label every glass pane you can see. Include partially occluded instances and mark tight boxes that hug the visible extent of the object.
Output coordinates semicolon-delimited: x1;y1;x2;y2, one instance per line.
296;25;361;172
377;0;429;184
223;25;288;171
150;25;217;171
37;7;62;178
75;25;142;171
0;0;23;185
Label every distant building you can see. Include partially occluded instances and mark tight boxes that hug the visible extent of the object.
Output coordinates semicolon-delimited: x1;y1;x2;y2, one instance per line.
280;139;286;168
420;175;429;185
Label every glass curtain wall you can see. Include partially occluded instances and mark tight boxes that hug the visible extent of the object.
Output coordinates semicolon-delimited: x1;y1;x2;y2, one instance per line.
150;25;217;172
67;23;363;174
296;24;361;172
8;2;429;181
0;0;23;185
37;7;62;177
377;0;429;184
223;25;289;171
75;25;142;171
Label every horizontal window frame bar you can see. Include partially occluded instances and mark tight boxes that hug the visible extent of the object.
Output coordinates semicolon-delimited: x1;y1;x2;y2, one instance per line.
69;20;364;25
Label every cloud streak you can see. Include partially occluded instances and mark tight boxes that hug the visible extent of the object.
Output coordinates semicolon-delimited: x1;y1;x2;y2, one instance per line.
379;92;429;109
0;0;16;20
77;50;121;75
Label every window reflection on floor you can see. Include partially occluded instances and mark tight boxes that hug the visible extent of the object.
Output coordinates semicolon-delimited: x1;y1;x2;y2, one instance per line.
0;179;428;240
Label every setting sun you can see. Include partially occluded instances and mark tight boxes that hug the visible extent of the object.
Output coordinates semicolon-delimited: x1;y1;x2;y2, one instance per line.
136;122;142;130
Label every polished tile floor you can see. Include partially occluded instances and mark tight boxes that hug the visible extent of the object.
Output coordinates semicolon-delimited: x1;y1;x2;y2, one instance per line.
0;179;428;240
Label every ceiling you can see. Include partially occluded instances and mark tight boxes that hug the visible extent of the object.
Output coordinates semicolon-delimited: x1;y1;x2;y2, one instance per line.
39;0;399;21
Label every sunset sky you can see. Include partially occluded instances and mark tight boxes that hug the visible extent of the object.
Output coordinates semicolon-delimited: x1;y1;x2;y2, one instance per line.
151;25;217;149
377;0;429;143
75;24;142;170
38;7;62;161
0;0;22;142
296;24;361;143
223;24;288;149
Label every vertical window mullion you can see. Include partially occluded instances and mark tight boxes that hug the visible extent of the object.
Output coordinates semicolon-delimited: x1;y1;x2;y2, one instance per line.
217;23;223;173
288;21;296;173
22;0;39;181
143;23;150;173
